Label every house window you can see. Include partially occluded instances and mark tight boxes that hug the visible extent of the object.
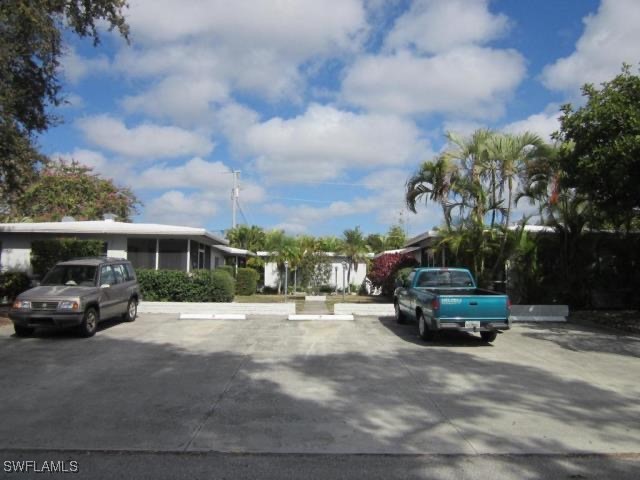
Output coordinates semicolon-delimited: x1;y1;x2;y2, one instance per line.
127;238;156;269
159;239;188;270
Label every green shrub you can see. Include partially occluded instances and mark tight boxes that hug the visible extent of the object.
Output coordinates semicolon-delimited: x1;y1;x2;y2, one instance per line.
235;267;259;295
218;265;235;278
184;270;235;302
0;271;31;302
137;269;234;302
31;238;105;276
137;269;189;301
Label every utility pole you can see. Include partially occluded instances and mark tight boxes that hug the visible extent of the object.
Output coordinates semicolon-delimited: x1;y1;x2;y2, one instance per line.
231;170;240;229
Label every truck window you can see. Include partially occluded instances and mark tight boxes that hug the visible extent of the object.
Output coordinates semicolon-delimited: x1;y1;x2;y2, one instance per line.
416;270;474;287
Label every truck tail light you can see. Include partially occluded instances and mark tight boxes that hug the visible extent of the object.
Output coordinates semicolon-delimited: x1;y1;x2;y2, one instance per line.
507;298;512;310
431;298;440;310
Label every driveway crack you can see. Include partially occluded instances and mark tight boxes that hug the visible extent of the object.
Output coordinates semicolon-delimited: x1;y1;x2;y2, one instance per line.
182;345;253;451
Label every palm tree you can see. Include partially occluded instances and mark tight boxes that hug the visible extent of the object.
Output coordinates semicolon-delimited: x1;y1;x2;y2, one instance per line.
341;226;369;292
264;229;296;294
487;132;546;279
405;155;461;229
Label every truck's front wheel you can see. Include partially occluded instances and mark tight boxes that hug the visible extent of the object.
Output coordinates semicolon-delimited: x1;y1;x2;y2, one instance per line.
418;312;436;341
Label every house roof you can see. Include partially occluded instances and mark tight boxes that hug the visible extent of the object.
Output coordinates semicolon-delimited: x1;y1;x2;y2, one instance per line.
373;246;421;258
213;245;255;256
404;224;558;247
0;220;229;245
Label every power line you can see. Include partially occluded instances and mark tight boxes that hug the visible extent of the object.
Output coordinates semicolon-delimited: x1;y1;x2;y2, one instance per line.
268;196;338;205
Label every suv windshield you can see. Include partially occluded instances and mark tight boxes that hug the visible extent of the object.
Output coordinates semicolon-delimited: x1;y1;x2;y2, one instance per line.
41;265;98;287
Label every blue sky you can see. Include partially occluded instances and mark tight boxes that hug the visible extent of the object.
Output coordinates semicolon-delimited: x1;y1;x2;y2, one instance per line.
41;0;639;238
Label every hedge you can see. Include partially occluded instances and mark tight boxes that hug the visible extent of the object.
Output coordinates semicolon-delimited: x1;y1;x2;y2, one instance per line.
137;269;235;302
31;238;104;276
236;267;259;295
0;272;31;302
218;265;235;278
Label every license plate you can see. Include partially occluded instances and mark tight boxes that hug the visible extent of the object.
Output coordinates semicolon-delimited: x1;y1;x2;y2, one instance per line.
465;321;481;329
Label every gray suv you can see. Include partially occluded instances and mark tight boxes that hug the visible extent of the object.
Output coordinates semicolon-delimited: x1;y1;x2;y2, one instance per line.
10;257;140;338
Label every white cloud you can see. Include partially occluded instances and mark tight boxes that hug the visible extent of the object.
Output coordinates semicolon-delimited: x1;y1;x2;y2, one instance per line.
121;76;228;126
125;0;366;54
76;115;214;159
342;47;526;118
503;106;561;142
136;157;266;203
50;149;134;185
541;0;640;92
114;0;367;122
385;0;510;54
229;104;431;182
61;47;110;84
144;190;220;227
260;168;439;234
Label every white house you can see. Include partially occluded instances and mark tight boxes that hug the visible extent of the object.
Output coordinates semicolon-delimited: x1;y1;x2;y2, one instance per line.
258;251;371;291
0;218;245;275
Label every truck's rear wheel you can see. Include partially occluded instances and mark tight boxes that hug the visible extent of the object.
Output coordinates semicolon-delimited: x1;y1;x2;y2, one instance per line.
418;312;436;341
481;331;497;343
394;301;405;324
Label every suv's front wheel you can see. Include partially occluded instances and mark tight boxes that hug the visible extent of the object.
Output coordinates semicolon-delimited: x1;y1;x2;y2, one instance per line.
78;307;98;338
14;325;34;337
123;298;137;322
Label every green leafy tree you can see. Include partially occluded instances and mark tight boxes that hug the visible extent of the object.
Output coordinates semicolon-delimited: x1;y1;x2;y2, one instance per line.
385;224;406;249
0;0;129;202
226;225;266;252
555;64;640;231
318;236;343;252
365;233;386;253
9;160;140;222
341;226;369;292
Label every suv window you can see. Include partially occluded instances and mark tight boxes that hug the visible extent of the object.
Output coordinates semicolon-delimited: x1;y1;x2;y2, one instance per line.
112;264;126;284
100;265;116;286
42;265;97;287
123;263;136;281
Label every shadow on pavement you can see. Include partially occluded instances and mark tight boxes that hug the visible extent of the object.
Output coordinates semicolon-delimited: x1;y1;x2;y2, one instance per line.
0;318;638;479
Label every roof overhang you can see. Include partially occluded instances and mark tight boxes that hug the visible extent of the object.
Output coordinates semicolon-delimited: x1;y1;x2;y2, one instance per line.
0;220;229;245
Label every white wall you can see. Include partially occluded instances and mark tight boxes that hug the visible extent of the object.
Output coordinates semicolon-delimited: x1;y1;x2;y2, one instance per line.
0;235;32;273
262;259;368;290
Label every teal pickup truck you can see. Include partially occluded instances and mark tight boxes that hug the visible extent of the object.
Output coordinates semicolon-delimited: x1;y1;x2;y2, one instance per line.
394;267;511;343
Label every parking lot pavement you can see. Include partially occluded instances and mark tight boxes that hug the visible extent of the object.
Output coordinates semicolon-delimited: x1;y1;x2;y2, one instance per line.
0;315;638;463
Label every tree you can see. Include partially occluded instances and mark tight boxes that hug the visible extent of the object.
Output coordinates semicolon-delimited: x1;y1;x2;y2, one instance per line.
555;64;640;231
7;160;140;222
385;224;406;249
1;1;129;200
341;226;370;292
406;154;461;229
226;225;266;252
365;234;386;253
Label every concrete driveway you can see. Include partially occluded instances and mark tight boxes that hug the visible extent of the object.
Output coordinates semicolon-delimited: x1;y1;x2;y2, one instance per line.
0;315;638;478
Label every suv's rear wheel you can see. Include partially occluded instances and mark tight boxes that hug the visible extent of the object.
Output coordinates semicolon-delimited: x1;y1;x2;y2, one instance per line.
78;307;98;338
123;298;137;322
14;325;34;337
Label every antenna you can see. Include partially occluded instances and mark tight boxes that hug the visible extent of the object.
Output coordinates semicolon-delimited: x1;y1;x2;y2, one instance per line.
231;170;240;229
